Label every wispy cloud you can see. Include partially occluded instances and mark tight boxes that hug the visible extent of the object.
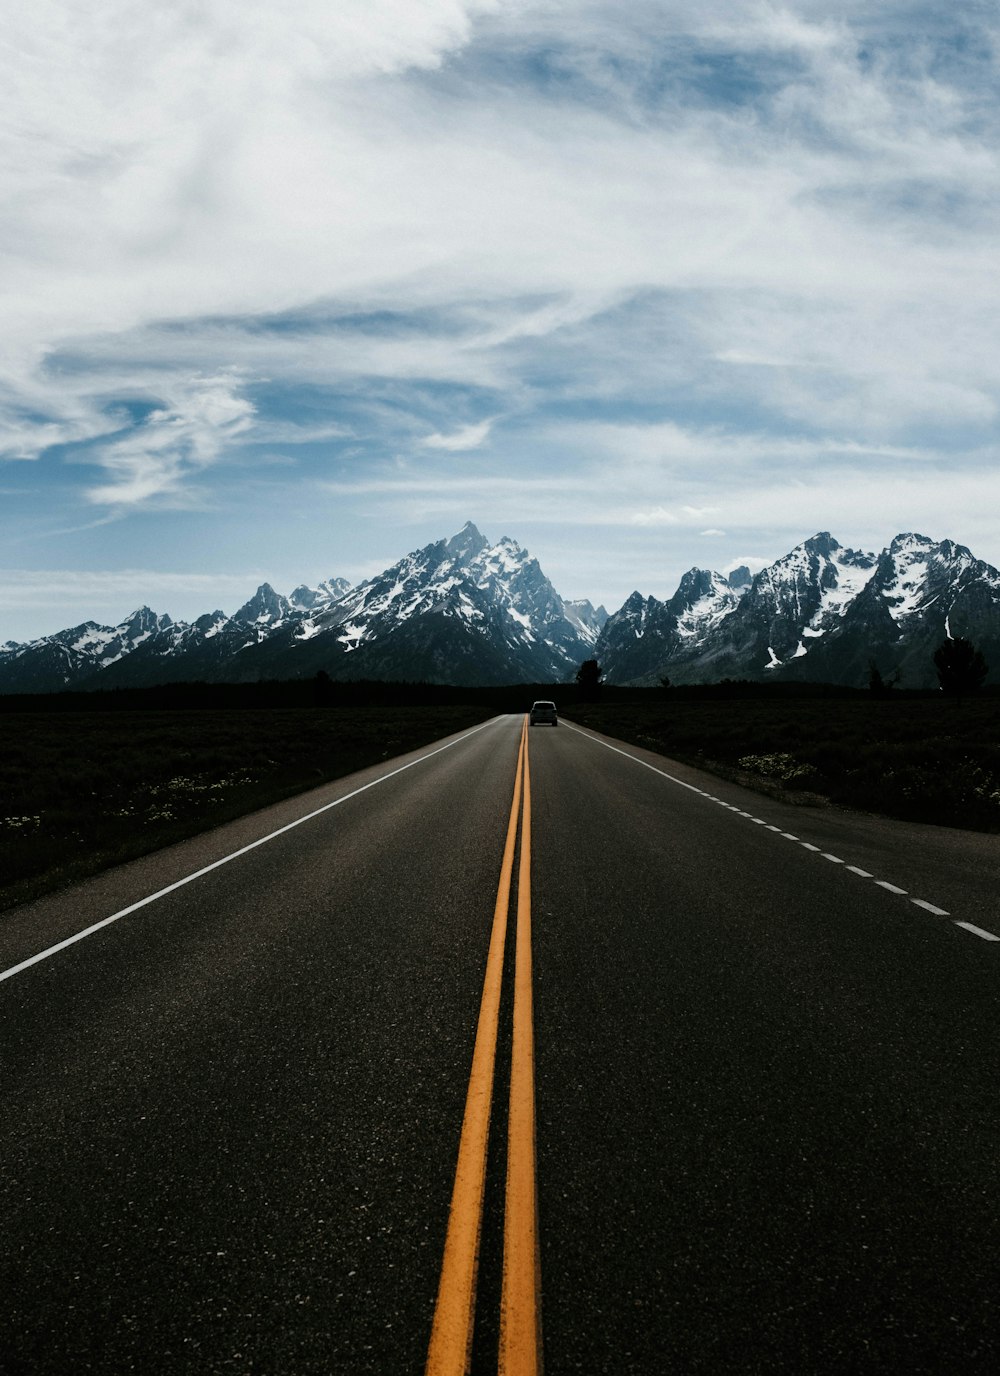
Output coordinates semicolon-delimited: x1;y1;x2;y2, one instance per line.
84;374;256;507
3;2;1000;633
0;566;273;640
421;418;495;450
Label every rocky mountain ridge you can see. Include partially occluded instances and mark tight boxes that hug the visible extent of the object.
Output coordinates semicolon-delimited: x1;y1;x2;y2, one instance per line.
595;532;1000;689
2;526;997;693
0;524;608;692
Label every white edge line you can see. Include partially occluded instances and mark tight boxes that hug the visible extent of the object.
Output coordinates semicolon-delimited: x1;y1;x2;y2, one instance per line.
0;717;502;986
565;722;985;947
954;921;1000;942
563;722;713;798
912;899;950;917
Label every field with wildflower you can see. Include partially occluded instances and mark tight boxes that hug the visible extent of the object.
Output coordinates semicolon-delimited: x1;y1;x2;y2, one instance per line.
0;705;489;911
569;695;1000;833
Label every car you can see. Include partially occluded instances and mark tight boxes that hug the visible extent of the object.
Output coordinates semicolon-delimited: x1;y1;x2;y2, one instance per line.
529;700;558;726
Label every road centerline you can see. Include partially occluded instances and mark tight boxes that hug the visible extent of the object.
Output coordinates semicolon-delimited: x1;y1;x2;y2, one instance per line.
426;719;527;1376
501;716;542;1376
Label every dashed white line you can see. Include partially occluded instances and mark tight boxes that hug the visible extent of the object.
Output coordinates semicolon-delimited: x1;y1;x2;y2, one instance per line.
564;721;987;951
954;922;1000;942
912;899;950;917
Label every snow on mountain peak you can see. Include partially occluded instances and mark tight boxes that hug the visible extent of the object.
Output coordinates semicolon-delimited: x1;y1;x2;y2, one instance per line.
445;521;490;561
289;577;351;612
234;583;291;626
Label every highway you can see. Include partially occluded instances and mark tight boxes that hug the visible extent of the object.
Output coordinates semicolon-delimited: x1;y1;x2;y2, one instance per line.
2;712;999;1374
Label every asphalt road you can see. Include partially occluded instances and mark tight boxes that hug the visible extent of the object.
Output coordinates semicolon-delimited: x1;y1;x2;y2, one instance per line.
2;713;999;1374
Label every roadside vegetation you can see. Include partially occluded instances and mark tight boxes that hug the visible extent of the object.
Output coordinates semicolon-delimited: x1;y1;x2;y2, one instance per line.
0;704;489;912
3;669;1000;915
568;694;1000;833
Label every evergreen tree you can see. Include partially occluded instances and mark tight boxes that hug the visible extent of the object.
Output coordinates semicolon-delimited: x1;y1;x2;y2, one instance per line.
575;658;604;701
933;636;988;697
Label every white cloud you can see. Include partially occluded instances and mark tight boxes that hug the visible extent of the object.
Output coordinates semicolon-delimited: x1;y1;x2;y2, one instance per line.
422;418;495;450
0;566;273;641
631;507;680;527
4;2;1000;632
84;374;255;506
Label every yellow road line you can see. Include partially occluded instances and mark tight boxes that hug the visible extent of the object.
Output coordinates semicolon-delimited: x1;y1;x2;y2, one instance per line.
500;720;542;1375
426;718;528;1376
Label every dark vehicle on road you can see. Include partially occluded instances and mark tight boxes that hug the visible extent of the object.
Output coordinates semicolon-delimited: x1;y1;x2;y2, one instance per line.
529;700;558;726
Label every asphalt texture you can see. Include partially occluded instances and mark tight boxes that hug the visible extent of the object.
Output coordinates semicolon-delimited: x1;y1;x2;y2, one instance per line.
2;713;999;1373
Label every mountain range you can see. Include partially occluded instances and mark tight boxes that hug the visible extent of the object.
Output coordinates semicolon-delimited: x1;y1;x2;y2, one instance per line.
2;524;998;694
597;531;1000;689
0;523;607;693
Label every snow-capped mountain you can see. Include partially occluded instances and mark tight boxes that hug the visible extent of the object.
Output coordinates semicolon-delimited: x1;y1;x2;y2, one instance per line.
238;522;600;685
780;534;1000;688
4;526;998;694
596;567;743;684
288;578;352;612
0;571;349;693
0;524;601;692
0;606;175;695
596;532;1000;688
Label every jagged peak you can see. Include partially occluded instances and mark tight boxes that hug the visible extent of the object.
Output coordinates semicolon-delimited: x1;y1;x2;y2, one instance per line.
289;576;351;611
234;583;290;623
121;606;172;632
888;531;935;553
676;567;727;593
445;521;490;560
802;531;841;555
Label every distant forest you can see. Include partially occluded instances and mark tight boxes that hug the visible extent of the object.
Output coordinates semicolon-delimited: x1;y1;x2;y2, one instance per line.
2;670;998;716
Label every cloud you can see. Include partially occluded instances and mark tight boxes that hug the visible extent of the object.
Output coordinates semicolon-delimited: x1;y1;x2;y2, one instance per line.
631;507;680;527
421;418;495;450
0;566;275;642
84;374;255;506
4;2;1000;632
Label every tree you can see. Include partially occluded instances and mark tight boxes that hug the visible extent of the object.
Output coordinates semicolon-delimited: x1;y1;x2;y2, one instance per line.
933;636;988;697
313;668;335;705
575;658;604;701
868;660;900;696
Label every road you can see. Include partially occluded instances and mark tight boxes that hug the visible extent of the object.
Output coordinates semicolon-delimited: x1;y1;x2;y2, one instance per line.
2;712;999;1374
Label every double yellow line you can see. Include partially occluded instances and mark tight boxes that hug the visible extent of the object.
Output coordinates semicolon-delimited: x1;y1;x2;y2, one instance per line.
425;716;541;1376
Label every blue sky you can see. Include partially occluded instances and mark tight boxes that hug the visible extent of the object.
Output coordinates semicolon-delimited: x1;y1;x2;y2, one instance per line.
3;1;1000;640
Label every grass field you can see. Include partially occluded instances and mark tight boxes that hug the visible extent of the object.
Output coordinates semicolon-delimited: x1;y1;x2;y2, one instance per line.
0;705;491;912
569;695;1000;833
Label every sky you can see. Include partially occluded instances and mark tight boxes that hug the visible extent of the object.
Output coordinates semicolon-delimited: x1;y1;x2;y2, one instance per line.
3;1;1000;641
